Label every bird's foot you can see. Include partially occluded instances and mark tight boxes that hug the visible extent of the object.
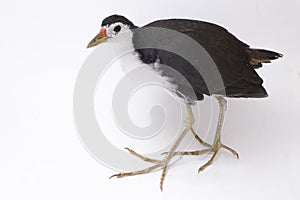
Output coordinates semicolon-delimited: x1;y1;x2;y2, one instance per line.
165;140;238;172
109;147;174;191
197;141;239;172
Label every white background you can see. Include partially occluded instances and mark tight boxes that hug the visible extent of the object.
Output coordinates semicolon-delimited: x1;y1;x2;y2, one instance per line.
1;0;300;199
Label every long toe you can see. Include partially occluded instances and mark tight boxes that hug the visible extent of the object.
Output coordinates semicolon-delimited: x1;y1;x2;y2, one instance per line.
198;142;239;172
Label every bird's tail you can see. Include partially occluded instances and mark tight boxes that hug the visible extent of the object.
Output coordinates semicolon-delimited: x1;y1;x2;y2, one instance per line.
246;48;283;68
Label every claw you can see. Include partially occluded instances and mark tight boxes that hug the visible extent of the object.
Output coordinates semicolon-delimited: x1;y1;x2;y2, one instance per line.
124;147;133;153
109;173;121;179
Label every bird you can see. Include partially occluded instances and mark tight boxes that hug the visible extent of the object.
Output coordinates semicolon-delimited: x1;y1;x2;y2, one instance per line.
87;14;282;190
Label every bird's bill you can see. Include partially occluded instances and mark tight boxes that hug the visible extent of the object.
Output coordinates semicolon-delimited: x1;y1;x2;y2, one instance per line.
87;27;108;48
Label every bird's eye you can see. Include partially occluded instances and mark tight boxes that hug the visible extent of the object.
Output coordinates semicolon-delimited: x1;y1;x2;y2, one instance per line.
114;25;121;33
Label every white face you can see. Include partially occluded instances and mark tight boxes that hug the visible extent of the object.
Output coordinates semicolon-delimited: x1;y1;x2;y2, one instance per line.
105;22;131;38
87;21;133;48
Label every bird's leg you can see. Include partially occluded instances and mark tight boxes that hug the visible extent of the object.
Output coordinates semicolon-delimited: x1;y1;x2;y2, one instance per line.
168;96;239;172
159;104;194;190
110;104;195;191
195;96;238;172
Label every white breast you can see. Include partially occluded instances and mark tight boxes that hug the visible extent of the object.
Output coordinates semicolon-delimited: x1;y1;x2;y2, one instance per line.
107;29;179;95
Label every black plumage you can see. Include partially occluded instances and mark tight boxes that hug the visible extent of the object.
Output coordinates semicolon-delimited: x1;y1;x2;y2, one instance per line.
101;15;282;102
102;15;137;29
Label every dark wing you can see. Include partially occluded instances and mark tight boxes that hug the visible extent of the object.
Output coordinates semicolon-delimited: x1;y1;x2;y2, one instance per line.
134;19;280;100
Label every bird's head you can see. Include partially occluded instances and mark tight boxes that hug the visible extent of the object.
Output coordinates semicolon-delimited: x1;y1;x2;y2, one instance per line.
87;15;137;48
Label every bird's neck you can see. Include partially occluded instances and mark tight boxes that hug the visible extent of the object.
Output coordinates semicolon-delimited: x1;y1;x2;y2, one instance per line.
109;30;136;55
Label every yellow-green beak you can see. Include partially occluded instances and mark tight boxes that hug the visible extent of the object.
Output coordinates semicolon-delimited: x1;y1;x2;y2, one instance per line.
87;27;108;48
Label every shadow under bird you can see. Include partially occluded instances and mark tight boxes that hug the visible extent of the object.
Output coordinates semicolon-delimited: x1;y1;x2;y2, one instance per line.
87;14;282;191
